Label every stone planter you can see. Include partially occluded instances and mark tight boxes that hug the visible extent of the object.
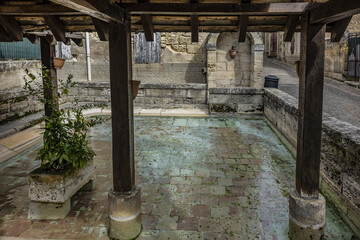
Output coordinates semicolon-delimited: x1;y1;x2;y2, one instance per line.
28;160;95;220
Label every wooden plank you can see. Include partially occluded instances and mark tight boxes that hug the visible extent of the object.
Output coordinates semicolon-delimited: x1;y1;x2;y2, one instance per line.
49;0;124;23
108;18;135;193
296;11;326;198
310;0;360;24
331;17;352;42
0;26;11;42
283;15;299;42
141;14;154;41
121;2;309;15
0;16;23;41
92;17;109;41
71;38;84;46
43;16;67;43
191;15;199;42
40;37;59;118
238;15;248;42
0;4;82;15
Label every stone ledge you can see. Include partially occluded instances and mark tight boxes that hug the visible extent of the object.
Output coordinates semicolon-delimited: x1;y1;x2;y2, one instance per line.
209;87;263;95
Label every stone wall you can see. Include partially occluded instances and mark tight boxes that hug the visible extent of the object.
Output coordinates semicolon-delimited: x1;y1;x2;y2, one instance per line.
0;60;43;123
209;88;263;113
59;32;207;84
264;88;360;236
66;81;207;108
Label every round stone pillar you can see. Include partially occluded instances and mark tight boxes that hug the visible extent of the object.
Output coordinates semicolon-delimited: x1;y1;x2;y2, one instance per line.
108;187;142;240
289;189;326;240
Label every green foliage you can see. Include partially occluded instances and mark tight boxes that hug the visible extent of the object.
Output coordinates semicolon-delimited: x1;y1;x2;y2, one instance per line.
24;66;102;172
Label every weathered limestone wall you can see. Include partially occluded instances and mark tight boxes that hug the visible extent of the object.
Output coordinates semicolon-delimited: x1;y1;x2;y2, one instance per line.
206;32;264;112
0;60;43;123
209;88;263;113
59;32;207;84
324;34;348;81
66;81;207;108
264;88;360;236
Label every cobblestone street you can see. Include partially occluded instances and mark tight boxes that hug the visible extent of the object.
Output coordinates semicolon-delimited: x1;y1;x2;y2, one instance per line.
0;116;354;239
263;59;360;128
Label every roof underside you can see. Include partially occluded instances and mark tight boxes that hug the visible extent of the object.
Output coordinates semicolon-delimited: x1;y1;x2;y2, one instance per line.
1;0;358;44
0;0;330;34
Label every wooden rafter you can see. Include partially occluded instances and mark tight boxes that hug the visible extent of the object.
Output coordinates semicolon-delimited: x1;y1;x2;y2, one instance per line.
49;0;124;23
92;17;109;41
71;38;84;46
310;0;360;24
0;16;23;41
24;33;39;44
331;17;352;42
0;26;11;42
0;4;81;15
43;16;66;43
284;15;299;42
121;3;309;15
238;15;248;42
141;14;154;42
191;15;199;42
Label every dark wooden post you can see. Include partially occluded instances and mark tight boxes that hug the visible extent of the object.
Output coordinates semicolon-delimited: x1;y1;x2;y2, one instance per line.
108;16;135;193
40;36;59;117
296;12;326;198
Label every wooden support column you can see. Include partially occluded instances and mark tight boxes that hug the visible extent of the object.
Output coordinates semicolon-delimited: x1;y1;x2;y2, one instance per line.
40;36;59;117
108;16;135;193
296;12;326;198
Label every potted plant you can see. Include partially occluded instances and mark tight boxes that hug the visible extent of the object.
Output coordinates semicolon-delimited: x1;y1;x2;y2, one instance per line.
24;67;101;220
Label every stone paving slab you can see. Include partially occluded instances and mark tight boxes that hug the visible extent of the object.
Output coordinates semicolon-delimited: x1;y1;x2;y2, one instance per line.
0;116;355;239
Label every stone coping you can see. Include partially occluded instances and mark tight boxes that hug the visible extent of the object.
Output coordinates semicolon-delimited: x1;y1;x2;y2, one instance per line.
209;87;264;95
73;81;207;90
264;88;360;150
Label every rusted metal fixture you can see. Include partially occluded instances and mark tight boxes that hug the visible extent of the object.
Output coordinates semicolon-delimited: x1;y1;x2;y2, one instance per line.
229;46;237;58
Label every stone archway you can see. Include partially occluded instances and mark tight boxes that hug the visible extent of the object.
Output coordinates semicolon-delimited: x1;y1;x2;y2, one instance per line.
206;32;264;88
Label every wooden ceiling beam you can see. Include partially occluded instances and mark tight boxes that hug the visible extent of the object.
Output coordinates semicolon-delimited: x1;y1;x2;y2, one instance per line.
310;0;360;24
331;17;352;42
71;38;84;47
141;14;154;41
121;3;309;15
0;4;81;15
24;33;39;44
92;17;109;41
49;0;124;23
238;15;248;42
191;15;199;42
0;26;11;42
0;16;23;41
43;15;67;43
284;15;299;42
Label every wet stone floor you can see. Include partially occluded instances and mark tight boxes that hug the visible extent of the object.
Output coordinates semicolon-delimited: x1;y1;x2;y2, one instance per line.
0;115;355;239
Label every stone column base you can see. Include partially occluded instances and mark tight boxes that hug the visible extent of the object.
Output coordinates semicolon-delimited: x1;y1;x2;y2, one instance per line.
289;189;326;240
108;187;142;240
28;199;70;220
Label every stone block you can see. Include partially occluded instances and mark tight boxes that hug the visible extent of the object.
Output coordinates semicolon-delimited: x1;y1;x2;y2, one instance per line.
29;160;95;203
186;45;201;54
108;187;142;240
289;190;326;240
28;199;71;220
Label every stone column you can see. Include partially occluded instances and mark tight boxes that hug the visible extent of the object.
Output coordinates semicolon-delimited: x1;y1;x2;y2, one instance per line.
250;43;264;88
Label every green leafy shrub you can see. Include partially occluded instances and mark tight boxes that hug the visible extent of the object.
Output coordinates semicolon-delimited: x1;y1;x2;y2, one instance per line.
24;66;101;171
